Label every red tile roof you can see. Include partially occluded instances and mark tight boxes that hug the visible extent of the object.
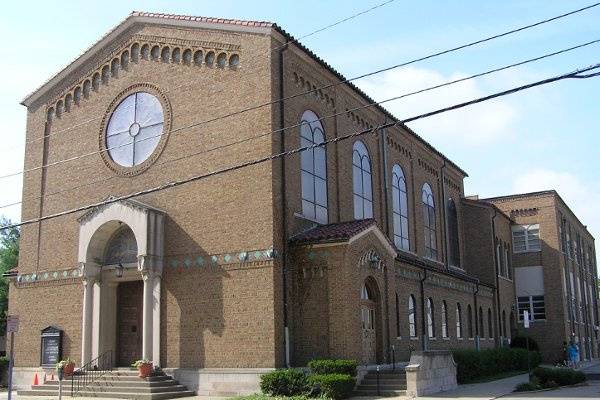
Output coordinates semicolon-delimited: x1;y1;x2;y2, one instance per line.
129;11;274;27
290;219;376;245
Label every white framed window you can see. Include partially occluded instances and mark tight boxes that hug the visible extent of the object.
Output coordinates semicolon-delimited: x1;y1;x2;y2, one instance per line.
391;164;410;251
427;298;435;338
441;301;448;338
300;110;328;223
422;183;437;259
512;224;541;253
352;141;373;219
518;295;546;321
408;295;417;337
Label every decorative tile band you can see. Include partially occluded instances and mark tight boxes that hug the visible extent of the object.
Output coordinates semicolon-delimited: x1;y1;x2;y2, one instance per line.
16;268;80;284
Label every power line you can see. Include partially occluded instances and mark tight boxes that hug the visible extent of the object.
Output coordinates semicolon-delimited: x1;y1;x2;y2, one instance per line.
2;62;598;232
1;39;598;210
5;1;598;156
2;35;599;181
3;0;398;154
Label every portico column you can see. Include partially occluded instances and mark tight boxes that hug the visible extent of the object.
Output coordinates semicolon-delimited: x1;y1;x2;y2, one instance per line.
80;262;100;366
152;275;161;366
141;271;154;361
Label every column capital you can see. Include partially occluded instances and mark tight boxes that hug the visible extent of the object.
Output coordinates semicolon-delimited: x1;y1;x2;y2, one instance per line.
137;255;163;279
79;262;101;284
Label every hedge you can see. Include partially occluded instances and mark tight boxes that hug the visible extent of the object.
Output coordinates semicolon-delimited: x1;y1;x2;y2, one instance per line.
533;367;586;386
452;347;541;383
510;336;540;352
307;359;358;376
308;374;355;399
259;369;309;396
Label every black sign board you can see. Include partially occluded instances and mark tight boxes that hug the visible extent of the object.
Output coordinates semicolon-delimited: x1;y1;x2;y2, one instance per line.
40;326;62;367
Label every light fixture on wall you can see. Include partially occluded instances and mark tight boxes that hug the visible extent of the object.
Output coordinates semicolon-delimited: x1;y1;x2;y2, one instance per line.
115;263;124;278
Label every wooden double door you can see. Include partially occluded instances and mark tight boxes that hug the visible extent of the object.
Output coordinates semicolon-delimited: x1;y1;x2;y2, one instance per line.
116;281;143;366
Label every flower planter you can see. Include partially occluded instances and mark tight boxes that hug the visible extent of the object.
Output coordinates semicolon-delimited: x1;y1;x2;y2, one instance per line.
137;363;153;378
63;363;75;377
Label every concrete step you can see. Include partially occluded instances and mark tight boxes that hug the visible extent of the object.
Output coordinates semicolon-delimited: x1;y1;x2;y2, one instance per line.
353;389;406;397
43;379;179;387
82;385;190;394
356;384;407;391
18;389;195;399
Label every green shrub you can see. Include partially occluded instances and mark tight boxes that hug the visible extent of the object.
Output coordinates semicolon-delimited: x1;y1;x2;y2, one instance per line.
260;369;309;396
308;374;355;399
533;367;586;386
514;381;541;392
308;359;358;376
510;336;540;352
452;348;541;383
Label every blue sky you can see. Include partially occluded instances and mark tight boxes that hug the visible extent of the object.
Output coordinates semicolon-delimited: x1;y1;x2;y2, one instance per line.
0;1;598;266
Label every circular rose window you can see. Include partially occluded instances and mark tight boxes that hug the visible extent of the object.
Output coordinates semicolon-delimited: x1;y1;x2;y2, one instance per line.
105;92;164;167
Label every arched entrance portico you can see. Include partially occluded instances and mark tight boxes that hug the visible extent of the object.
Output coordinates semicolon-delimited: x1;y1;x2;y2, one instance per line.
360;276;382;365
77;198;165;367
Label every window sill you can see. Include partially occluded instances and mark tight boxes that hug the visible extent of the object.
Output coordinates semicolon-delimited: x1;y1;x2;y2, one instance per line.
442;337;450;341
410;337;419;341
458;338;464;341
429;337;437;341
498;276;513;283
294;212;326;225
513;250;541;254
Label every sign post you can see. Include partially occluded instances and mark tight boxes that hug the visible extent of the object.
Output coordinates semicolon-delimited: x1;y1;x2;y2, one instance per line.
6;315;19;400
523;310;531;381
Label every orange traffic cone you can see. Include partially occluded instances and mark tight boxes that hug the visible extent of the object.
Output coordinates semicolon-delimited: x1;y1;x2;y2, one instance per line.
33;372;39;386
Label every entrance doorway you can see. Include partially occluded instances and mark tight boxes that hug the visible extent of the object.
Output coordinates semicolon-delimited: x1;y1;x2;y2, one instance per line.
117;281;143;366
360;283;377;364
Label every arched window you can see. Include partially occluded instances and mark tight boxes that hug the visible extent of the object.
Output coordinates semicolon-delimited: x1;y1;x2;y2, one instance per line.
456;303;463;338
395;293;401;337
352;141;373;219
408;295;417;337
300;110;328;223
488;308;493;339
441;301;448;338
104;226;137;265
392;164;409;250
479;307;484;338
502;310;507;337
422;183;437;259
360;284;374;330
447;198;460;267
427;297;435;338
467;305;473;338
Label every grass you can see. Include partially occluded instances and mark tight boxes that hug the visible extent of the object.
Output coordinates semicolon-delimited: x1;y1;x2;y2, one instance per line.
464;370;528;384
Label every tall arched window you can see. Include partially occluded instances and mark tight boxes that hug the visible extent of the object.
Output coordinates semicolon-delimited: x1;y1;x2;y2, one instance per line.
300;110;328;223
467;305;473;338
487;308;493;339
479;307;484;338
352;141;373;219
447;198;460;267
456;303;463;338
427;298;435;338
408;295;417;337
422;183;437;259
441;301;448;338
392;164;409;250
104;226;138;265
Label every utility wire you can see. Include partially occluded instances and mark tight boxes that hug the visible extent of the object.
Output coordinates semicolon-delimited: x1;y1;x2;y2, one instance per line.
2;62;598;232
2;36;599;181
5;1;598;155
3;0;398;153
1;39;598;210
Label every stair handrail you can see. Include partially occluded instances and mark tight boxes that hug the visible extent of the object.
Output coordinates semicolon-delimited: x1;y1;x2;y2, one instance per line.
70;350;113;397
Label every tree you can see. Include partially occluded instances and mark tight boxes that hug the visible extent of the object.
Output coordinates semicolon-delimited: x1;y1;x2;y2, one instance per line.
0;218;19;334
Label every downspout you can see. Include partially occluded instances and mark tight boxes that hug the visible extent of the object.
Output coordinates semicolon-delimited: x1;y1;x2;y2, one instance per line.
473;281;480;350
420;269;428;351
278;41;290;367
491;209;503;346
440;160;449;268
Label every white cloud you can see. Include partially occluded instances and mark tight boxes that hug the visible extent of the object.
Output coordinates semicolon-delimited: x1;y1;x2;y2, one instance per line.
512;169;600;257
355;66;518;146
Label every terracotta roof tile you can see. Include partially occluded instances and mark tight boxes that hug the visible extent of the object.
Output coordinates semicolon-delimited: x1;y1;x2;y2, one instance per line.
290;219;376;245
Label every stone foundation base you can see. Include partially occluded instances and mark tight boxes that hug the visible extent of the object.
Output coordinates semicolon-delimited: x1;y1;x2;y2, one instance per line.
405;350;457;396
163;367;273;396
11;367;54;390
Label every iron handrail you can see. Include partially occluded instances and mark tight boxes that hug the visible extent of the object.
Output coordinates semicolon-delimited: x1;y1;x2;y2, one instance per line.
70;350;113;396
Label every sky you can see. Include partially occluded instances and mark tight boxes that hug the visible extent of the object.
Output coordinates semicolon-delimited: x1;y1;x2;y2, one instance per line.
0;1;598;268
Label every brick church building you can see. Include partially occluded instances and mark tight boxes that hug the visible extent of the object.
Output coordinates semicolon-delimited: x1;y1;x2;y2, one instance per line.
7;12;598;395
